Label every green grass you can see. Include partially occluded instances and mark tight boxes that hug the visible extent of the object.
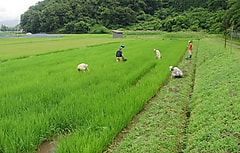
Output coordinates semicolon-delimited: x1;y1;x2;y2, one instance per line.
0;35;187;152
185;38;240;152
124;31;206;40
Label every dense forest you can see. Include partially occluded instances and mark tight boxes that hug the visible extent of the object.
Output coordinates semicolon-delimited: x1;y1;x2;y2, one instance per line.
20;0;240;34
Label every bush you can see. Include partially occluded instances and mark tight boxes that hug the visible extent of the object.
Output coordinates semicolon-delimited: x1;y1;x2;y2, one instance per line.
190;25;199;31
89;25;109;34
74;21;90;34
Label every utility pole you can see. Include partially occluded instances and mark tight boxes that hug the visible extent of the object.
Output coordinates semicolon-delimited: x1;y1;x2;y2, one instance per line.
230;21;234;54
224;18;228;48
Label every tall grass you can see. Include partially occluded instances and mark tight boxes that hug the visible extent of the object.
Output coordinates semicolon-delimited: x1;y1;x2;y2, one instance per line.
0;37;187;152
185;38;240;152
124;31;206;40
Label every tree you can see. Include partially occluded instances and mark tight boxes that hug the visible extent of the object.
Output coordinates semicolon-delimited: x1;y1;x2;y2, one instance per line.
0;24;8;31
74;21;90;33
207;0;227;11
100;6;136;28
227;0;240;31
39;3;72;32
64;22;75;33
19;0;239;33
20;9;41;33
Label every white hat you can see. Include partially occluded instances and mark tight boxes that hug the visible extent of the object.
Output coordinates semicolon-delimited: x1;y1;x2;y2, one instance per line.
169;66;173;71
188;40;191;43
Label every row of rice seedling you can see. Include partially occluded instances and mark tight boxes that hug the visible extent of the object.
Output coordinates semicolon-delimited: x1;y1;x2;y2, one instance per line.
186;38;240;152
0;36;187;152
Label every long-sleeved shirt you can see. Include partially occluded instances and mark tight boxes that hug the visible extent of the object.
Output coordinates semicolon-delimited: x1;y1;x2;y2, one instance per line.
155;50;161;59
116;50;122;57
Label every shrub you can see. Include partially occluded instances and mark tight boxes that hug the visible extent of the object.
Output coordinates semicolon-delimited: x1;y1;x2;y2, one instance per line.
89;25;109;34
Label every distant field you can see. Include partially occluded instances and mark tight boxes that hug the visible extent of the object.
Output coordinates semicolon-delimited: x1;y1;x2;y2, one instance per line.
0;34;121;61
0;34;187;152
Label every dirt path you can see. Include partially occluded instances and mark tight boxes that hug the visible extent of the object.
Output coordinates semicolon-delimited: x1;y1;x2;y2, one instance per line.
36;141;56;153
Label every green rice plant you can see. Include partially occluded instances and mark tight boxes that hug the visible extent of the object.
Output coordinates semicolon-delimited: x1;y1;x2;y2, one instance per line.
0;34;120;61
0;36;187;152
52;40;187;152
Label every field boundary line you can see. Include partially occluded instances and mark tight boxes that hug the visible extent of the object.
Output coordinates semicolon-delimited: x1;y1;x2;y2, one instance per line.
132;63;156;86
181;39;199;151
0;48;79;64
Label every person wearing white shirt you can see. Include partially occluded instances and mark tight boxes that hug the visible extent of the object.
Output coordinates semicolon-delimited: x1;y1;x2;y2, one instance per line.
77;63;89;72
154;49;162;59
169;66;183;78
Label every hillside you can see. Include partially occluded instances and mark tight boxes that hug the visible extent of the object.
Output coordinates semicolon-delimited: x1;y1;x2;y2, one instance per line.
20;0;240;34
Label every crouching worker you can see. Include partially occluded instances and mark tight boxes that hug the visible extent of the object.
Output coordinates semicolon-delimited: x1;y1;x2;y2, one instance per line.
169;66;183;78
77;63;89;72
154;49;162;59
116;45;126;62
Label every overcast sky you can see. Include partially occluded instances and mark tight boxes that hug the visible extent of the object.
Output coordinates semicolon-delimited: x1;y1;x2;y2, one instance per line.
0;0;43;25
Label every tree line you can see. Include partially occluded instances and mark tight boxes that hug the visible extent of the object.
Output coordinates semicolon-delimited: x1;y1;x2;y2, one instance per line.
20;0;240;34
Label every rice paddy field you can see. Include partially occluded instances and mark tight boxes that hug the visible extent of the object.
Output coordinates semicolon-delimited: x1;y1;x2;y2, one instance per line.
1;32;239;153
0;33;188;152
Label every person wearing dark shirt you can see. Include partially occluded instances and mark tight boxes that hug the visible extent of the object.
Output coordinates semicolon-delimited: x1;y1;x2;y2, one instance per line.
116;45;125;62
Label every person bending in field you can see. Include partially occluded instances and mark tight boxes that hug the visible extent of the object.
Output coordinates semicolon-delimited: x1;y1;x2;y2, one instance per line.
77;63;89;72
185;40;193;59
116;45;126;62
154;49;162;59
169;66;183;78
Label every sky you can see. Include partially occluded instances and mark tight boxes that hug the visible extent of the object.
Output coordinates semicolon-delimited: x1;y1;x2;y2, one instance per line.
0;0;43;26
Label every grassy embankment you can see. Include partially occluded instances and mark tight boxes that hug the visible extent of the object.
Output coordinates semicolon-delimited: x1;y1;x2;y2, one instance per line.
0;34;187;152
109;38;240;153
186;38;240;152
